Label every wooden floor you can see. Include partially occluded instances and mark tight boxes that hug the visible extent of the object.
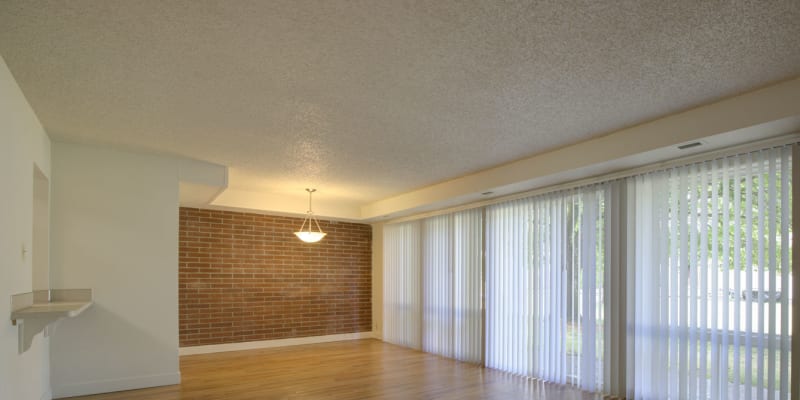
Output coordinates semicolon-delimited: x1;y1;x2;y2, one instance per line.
63;339;601;400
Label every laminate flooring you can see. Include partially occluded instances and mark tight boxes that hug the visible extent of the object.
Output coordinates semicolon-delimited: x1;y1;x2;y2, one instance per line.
62;339;601;400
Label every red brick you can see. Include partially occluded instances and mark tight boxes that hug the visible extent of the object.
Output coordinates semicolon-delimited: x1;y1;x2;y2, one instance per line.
178;207;372;347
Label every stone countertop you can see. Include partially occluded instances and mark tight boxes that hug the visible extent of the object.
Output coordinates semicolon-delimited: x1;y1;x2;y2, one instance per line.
11;301;92;322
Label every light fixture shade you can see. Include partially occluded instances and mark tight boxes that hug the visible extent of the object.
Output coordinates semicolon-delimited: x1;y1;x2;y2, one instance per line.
295;188;326;243
294;231;327;243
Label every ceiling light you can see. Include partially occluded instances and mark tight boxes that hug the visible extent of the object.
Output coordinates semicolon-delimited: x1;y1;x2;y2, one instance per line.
294;188;327;243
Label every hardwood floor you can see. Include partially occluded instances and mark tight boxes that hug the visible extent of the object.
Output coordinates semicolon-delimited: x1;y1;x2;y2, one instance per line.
62;339;601;400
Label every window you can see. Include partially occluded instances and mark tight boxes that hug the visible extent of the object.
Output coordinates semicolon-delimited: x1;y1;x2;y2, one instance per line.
383;209;483;360
486;184;610;391
383;221;422;349
422;209;483;363
383;143;795;399
630;146;793;399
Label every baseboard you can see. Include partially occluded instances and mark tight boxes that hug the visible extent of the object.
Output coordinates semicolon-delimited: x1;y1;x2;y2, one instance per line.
179;331;376;355
52;372;180;399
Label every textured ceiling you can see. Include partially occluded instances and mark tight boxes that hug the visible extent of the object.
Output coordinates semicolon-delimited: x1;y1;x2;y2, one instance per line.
1;0;799;205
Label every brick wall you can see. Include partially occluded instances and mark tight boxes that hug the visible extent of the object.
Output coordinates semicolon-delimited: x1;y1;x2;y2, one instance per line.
179;207;372;347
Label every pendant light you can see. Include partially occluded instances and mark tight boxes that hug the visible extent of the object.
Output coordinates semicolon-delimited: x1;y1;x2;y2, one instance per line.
294;188;327;243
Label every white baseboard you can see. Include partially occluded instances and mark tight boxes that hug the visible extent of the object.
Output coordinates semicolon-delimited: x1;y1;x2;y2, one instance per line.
179;331;375;356
52;372;180;399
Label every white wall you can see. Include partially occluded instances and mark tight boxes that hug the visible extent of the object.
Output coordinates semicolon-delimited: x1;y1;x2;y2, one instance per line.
0;54;53;400
371;223;384;340
49;142;182;398
32;166;50;292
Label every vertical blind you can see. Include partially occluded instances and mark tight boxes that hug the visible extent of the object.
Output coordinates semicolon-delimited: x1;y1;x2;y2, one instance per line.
383;221;422;349
383;143;794;399
383;209;483;360
485;184;609;391
422;209;483;363
630;146;793;400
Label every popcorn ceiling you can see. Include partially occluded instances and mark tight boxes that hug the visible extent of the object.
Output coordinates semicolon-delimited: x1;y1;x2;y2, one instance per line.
0;0;798;204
